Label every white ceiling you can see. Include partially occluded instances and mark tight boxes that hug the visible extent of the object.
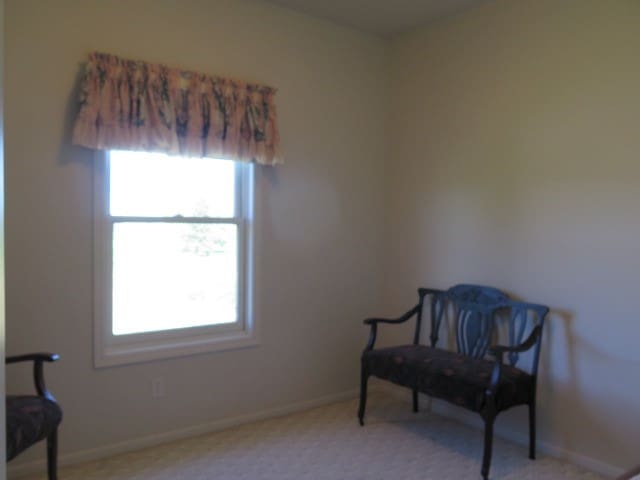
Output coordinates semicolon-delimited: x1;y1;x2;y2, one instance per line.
265;0;490;37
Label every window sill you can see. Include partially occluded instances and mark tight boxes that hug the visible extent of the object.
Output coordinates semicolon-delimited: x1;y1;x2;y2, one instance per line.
94;328;260;368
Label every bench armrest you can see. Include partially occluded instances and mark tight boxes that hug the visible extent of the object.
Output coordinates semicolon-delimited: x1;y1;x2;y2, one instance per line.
362;304;421;351
487;326;542;395
488;326;542;358
6;352;60;401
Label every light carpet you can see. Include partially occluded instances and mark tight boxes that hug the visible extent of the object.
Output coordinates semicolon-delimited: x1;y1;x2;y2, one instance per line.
20;393;605;479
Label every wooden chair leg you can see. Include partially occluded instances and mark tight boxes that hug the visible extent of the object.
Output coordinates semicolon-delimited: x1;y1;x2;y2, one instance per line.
481;414;495;480
412;388;419;413
358;367;368;426
47;428;58;480
529;400;536;460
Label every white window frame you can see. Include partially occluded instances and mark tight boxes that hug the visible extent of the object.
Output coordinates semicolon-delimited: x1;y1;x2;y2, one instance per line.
93;151;257;368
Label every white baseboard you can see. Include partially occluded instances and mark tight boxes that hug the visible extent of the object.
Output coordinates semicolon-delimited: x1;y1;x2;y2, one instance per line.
368;383;624;477
8;388;360;479
10;386;624;479
370;380;411;400
427;397;624;478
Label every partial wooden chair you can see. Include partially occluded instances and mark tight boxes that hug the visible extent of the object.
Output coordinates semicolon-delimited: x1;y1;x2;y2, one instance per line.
6;353;62;480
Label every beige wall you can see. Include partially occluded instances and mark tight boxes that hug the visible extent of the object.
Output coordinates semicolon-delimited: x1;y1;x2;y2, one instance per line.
4;0;388;470
387;0;640;473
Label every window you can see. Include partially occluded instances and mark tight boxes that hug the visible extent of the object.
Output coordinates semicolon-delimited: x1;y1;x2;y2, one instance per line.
94;151;256;367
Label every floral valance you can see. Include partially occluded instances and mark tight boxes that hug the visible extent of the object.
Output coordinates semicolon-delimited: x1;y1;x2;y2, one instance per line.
72;52;282;165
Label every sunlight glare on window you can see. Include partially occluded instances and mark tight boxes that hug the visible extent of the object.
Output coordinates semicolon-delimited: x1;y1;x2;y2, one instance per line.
109;151;235;218
112;223;238;335
108;151;240;336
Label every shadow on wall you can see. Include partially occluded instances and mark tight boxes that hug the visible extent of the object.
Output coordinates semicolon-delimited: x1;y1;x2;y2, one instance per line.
538;308;636;468
59;62;93;167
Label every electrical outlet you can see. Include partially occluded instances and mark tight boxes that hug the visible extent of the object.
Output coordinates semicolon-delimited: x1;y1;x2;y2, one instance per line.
151;377;166;398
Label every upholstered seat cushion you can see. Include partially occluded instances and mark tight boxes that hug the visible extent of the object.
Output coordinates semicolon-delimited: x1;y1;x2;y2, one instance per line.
363;345;533;413
6;395;63;461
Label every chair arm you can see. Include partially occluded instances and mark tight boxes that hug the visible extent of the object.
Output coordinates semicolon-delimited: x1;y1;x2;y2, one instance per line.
362;305;420;351
5;352;60;401
486;326;541;394
6;353;60;364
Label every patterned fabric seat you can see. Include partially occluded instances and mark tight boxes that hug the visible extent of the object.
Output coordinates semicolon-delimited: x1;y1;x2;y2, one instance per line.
6;395;63;461
363;345;533;414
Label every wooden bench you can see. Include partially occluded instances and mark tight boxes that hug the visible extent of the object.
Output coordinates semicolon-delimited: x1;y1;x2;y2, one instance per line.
358;284;549;480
